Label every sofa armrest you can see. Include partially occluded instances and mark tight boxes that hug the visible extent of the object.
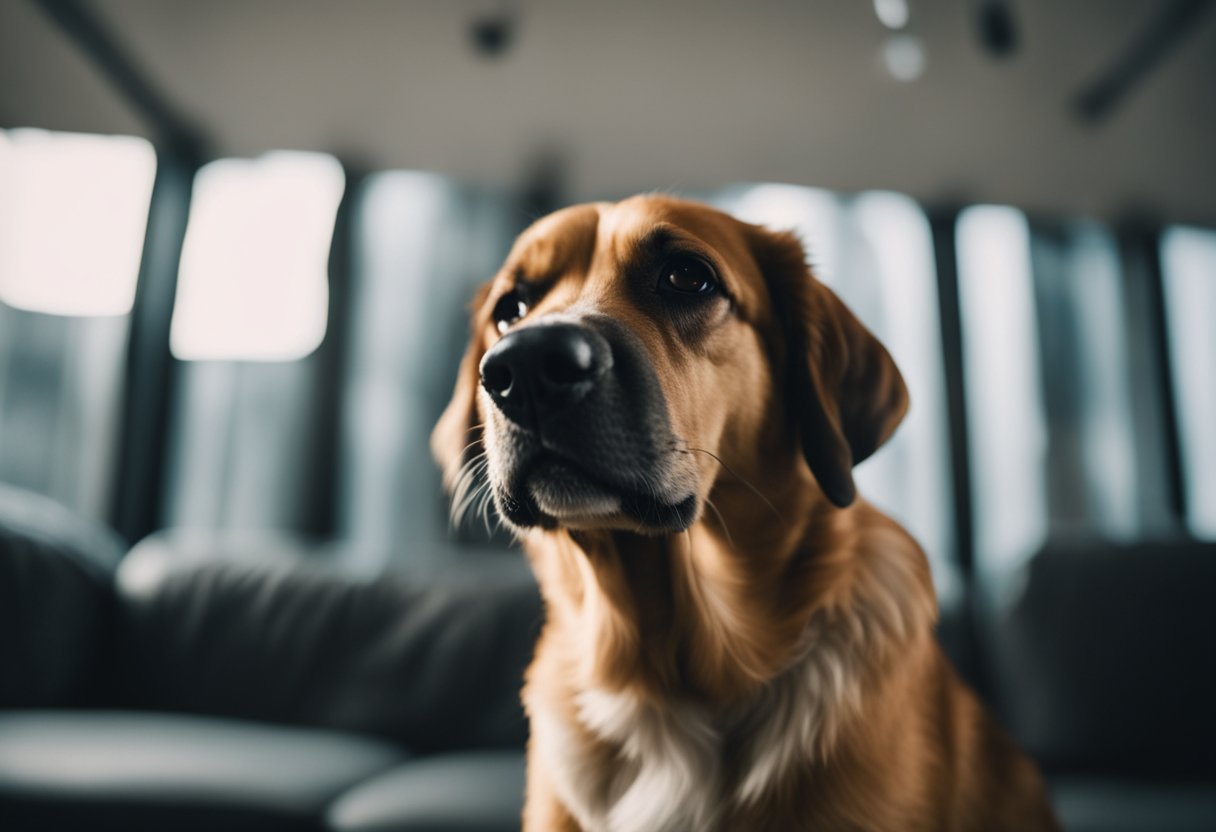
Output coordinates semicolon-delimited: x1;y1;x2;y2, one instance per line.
0;485;122;708
0;710;405;832
326;751;525;832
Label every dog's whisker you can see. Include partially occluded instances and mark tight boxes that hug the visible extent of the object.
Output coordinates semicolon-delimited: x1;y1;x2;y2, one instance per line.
451;457;487;497
680;445;786;525
477;480;499;530
479;485;497;537
450;456;491;528
703;496;735;550
450;485;481;528
451;455;487;493
457;437;486;457
464;485;494;534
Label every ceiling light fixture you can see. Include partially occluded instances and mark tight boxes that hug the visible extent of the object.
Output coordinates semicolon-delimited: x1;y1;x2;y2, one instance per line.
873;0;910;30
883;34;927;82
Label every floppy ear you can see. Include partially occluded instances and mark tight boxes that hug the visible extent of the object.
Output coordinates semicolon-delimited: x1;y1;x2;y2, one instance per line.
431;283;492;492
750;228;909;508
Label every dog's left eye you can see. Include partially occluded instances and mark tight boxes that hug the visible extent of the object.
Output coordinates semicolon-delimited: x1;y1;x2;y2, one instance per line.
659;255;718;296
493;290;528;334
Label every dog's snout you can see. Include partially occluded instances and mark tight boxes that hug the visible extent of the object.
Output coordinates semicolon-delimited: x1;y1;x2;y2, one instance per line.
480;323;610;428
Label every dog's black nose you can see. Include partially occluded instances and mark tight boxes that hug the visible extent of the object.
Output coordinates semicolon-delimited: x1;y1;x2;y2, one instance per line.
480;323;610;428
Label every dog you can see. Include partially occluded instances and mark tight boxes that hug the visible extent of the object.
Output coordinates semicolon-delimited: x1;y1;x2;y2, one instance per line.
433;195;1059;831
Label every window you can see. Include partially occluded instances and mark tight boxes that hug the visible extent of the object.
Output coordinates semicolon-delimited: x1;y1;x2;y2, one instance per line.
160;151;345;533
958;208;1143;580
1028;219;1139;539
161;169;523;554
337;173;519;559
0;128;156;522
1063;223;1138;536
0;128;155;315
1161;226;1216;538
170;151;345;361
956;206;1048;579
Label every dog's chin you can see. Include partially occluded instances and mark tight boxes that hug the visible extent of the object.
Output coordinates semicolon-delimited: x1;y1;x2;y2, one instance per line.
493;455;699;534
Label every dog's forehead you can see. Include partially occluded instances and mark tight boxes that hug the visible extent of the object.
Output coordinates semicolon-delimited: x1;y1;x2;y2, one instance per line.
507;203;602;280
602;195;732;239
508;196;769;315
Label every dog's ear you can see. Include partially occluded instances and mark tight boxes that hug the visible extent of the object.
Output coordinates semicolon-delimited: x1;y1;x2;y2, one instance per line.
432;282;493;492
749;228;909;508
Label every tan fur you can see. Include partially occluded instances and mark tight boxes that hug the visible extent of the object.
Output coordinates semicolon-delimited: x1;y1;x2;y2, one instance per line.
434;195;1059;831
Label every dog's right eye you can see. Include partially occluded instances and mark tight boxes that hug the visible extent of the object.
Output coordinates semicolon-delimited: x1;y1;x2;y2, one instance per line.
493;290;528;334
658;255;718;297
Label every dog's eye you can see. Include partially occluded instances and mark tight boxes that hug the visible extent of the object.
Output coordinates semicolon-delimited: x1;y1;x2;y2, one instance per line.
659;256;717;296
493;290;528;334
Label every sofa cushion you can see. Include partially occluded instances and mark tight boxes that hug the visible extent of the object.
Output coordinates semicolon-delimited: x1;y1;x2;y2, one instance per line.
990;540;1216;777
0;711;405;832
1050;776;1216;832
104;538;542;753
0;485;122;707
326;751;525;832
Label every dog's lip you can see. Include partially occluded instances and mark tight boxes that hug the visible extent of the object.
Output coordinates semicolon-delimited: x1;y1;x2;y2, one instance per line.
505;450;698;531
524;454;623;519
522;452;637;512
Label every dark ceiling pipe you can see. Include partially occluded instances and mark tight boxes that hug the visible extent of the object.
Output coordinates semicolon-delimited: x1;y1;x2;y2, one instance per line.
1074;0;1215;124
31;0;207;159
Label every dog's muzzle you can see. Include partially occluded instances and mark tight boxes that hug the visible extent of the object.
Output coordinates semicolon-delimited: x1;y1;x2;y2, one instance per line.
475;315;698;532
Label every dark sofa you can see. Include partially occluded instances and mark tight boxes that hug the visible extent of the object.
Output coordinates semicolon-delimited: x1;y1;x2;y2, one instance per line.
989;539;1216;832
0;485;540;832
4;484;1216;832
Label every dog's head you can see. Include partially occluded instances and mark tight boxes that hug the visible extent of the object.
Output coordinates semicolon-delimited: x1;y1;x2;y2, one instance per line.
433;195;907;534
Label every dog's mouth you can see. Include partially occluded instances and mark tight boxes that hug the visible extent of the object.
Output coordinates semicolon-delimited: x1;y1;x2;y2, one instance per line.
493;446;698;533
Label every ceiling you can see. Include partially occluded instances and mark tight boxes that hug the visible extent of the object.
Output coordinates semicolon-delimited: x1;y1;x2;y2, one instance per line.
2;0;1215;225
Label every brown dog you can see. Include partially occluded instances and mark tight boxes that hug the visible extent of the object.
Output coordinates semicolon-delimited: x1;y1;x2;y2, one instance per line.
433;195;1059;831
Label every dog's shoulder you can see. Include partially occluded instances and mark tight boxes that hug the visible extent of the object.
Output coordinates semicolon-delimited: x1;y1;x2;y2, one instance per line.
800;500;938;649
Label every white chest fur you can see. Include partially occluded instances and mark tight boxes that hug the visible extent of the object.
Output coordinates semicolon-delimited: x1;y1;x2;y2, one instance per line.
529;620;868;832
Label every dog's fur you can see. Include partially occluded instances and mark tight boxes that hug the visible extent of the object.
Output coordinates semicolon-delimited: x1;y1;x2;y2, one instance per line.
433;196;1059;831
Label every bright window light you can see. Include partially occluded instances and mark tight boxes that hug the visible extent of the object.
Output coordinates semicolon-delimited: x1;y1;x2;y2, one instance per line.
170;151;345;361
0;128;156;316
850;191;956;604
957;206;1048;578
722;184;842;285
1161;226;1216;538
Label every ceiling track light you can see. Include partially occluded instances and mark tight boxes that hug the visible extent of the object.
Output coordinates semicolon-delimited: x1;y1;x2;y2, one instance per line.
973;0;1020;58
873;0;910;31
874;0;924;82
468;0;520;59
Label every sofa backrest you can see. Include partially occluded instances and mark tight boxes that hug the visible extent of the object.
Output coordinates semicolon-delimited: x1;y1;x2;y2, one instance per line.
104;536;542;753
989;539;1216;778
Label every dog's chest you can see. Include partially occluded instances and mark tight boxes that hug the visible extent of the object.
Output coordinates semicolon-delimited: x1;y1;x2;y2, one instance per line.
533;688;721;832
531;632;864;832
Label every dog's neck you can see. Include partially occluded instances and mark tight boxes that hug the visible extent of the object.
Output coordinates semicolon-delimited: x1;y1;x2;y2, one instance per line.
522;467;929;706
